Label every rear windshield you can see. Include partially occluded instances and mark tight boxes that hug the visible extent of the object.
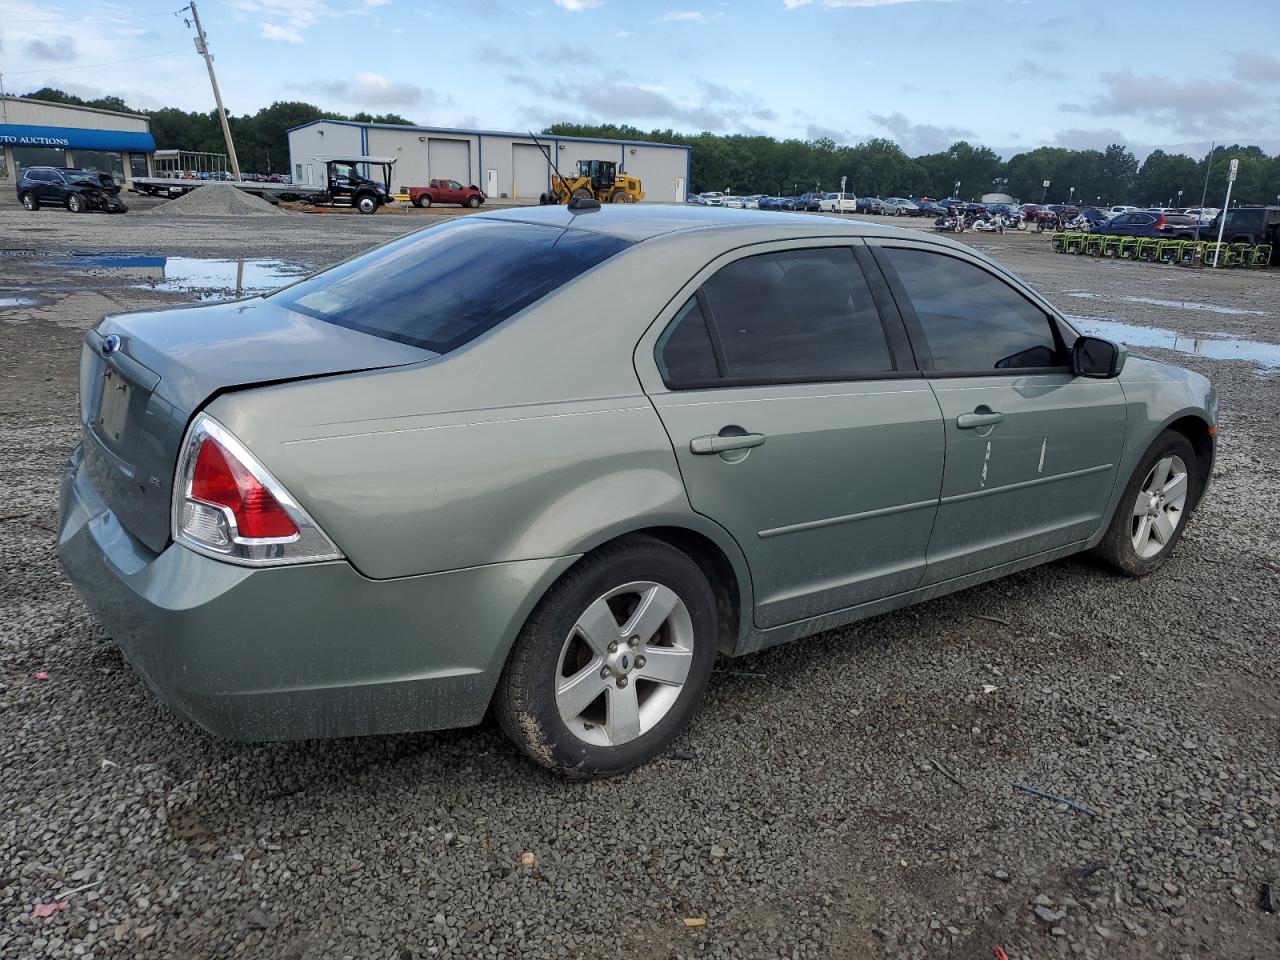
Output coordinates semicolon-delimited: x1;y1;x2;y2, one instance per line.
269;218;631;353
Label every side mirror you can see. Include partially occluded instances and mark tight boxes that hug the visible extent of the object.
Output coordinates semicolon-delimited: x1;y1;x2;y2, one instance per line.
1072;335;1126;378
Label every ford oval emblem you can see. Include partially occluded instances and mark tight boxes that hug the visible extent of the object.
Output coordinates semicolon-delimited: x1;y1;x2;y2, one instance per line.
100;334;122;357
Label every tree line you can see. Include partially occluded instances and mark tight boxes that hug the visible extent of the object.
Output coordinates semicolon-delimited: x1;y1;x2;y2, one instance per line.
22;88;1280;207
550;124;1280;208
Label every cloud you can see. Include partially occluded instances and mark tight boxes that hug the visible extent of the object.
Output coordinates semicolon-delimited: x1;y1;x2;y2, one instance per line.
1004;59;1066;83
261;22;303;43
23;36;77;62
540;41;602;64
553;0;603;9
364;0;391;5
1065;69;1272;136
784;0;955;7
1052;127;1129;151
805;124;850;143
655;10;707;21
472;40;527;67
1230;51;1280;84
293;73;453;110
868;111;973;154
516;74;772;131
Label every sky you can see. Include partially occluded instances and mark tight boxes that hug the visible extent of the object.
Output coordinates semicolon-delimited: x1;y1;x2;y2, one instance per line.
2;0;1279;160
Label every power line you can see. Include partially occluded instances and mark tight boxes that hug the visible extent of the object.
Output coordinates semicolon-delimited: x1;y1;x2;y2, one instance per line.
2;48;190;76
0;9;182;23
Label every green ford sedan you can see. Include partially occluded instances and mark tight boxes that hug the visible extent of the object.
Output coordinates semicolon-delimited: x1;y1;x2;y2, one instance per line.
58;205;1216;776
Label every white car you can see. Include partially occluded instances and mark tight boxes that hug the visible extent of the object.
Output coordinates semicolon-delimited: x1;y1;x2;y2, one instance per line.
1108;205;1140;215
699;192;724;206
1184;207;1219;225
723;196;744;208
818;192;857;213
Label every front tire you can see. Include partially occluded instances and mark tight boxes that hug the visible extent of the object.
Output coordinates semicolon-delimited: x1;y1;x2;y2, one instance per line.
67;193;87;213
1092;431;1199;577
467;195;481;208
496;536;718;778
355;194;378;214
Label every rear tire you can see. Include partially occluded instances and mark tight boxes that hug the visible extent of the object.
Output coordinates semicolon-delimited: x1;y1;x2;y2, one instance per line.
609;189;635;203
495;536;718;778
1092;430;1199;577
20;192;39;211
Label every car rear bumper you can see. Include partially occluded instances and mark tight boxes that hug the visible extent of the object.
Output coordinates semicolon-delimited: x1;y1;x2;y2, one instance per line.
57;445;577;742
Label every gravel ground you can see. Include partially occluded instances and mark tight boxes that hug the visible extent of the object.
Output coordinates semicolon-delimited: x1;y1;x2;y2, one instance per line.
1;203;1278;960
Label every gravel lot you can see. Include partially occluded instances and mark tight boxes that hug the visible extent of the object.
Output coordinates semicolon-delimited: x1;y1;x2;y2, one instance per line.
2;200;1278;960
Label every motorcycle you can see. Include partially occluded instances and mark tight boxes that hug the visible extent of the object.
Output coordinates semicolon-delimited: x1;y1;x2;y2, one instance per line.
933;214;966;233
971;212;1008;234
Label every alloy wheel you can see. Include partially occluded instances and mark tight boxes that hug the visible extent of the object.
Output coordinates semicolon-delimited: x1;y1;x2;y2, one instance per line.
554;580;694;747
1131;454;1189;559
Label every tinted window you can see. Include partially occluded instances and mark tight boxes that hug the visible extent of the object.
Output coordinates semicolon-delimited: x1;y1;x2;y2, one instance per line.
270;219;631;353
699;247;895;381
881;248;1064;373
657;297;719;387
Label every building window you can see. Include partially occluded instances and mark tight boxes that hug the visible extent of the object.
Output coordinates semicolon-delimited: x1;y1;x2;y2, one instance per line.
74;150;126;182
295;163;303;183
13;146;68;174
130;154;150;179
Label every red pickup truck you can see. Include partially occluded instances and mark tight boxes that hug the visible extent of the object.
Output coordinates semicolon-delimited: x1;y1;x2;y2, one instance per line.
409;179;485;208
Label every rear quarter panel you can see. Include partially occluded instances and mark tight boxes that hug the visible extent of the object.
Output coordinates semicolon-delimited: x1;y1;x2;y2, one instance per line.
205;230;759;589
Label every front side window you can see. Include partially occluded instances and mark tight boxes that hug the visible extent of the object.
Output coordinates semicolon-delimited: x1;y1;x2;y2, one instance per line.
270;218;631;354
448;180;462;190
879;247;1065;373
657;247;896;387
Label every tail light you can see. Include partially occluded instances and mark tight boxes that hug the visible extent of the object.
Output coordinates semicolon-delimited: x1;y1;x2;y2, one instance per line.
172;413;341;566
1154;215;1165;230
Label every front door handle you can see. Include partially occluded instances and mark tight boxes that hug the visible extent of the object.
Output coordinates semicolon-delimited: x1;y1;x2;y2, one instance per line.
690;432;767;455
956;410;1005;429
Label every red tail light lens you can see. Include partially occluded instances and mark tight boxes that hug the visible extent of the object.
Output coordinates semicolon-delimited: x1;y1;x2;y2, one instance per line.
1154;215;1165;230
173;413;342;566
191;437;299;539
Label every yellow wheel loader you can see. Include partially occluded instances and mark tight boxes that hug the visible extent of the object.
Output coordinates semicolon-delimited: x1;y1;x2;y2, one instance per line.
537;158;644;205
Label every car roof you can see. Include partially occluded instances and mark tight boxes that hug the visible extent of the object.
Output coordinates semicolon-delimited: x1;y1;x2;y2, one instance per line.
475;203;933;243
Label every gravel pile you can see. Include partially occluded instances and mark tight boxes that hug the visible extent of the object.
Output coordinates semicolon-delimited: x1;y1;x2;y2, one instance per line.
1;210;1278;960
143;183;284;217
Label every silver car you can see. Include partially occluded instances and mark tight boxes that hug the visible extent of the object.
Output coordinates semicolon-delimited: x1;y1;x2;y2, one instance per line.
58;206;1216;776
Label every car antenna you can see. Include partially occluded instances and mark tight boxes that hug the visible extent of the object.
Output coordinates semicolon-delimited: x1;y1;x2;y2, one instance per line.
528;130;599;212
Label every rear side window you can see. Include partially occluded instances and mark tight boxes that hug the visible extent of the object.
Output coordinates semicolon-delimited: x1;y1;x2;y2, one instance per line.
270;219;631;353
880;247;1065;373
707;248;894;381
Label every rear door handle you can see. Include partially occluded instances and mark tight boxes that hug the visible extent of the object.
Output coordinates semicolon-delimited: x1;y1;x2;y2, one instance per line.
690;433;766;455
956;411;1005;429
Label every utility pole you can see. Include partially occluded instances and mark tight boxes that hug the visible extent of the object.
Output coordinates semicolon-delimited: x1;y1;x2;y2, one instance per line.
184;1;242;181
1211;158;1238;267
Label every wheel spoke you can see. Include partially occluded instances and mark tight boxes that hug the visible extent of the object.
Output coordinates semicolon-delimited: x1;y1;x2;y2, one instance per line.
621;584;679;645
637;645;693;686
556;662;607;720
604;682;641;744
574;596;622;658
1151;510;1176;545
1133;497;1149;518
1152;457;1173;491
1161;471;1187;504
1134;515;1153;549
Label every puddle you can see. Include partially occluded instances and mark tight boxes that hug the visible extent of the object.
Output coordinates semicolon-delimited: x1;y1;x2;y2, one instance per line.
52;253;309;301
0;295;36;309
1069;316;1280;369
1064;291;1265;317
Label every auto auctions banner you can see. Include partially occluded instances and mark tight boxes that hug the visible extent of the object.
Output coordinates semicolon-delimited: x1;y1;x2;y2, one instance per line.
0;124;156;152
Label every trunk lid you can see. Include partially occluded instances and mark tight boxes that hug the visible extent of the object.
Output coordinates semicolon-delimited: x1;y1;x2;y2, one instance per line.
80;297;433;554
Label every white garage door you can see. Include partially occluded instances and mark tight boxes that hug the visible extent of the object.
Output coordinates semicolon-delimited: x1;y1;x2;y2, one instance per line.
512;143;548;199
429;138;470;184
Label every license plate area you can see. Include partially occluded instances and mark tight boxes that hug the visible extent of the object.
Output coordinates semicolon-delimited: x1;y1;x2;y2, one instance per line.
98;369;132;445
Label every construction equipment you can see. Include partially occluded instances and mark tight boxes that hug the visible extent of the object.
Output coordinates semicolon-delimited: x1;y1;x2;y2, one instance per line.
530;133;644;205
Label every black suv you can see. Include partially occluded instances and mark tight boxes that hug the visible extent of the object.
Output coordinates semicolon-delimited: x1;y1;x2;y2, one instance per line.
1204;206;1280;248
16;167;128;213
